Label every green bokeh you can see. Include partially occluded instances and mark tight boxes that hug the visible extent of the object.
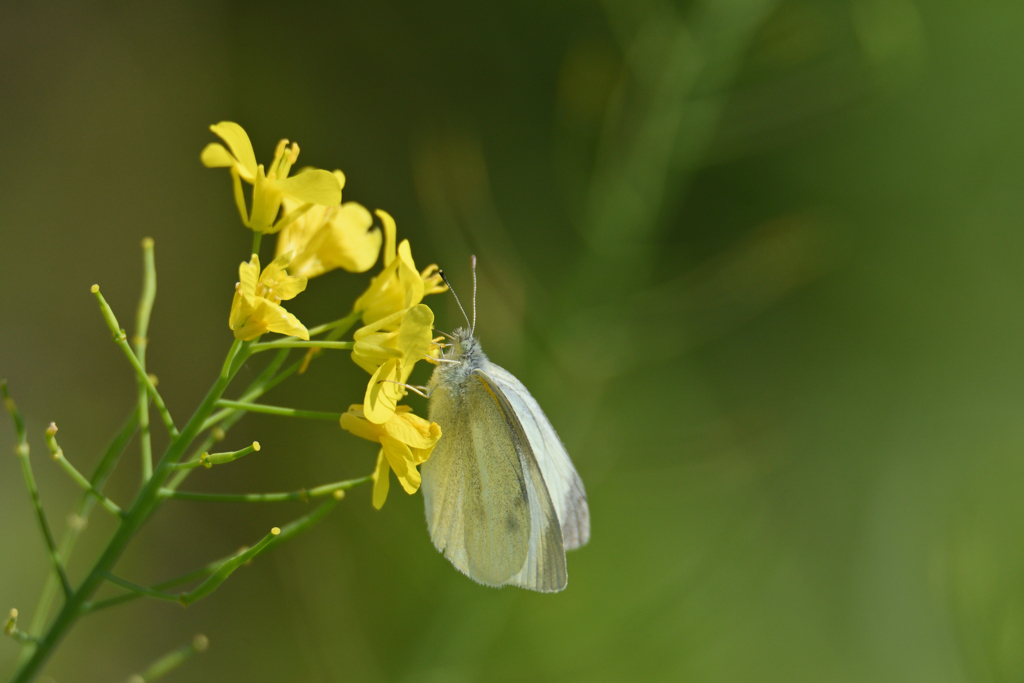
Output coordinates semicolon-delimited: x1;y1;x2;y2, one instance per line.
3;1;1024;681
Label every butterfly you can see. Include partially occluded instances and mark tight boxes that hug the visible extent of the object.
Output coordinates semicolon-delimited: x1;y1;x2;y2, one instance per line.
419;258;589;592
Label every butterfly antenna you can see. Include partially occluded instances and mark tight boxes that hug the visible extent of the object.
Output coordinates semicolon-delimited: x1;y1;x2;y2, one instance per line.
438;269;472;330
470;255;478;335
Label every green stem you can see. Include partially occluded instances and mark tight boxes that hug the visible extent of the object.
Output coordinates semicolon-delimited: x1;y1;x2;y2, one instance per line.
84;494;341;615
10;343;241;683
124;634;208;683
2;382;73;600
82;556;229;614
92;286;178;438
4;612;37;646
251;231;262;256
21;408;139;659
178;528;280;606
170;441;260;470
45;425;124;518
306;308;362;338
101;573;178;603
159;475;371;503
249;340;353;353
199;356;303;432
213;399;342;422
172;351;295;496
134;238;157;483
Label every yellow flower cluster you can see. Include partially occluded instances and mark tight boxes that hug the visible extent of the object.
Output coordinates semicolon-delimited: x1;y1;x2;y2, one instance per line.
204;121;446;509
342;210;448;508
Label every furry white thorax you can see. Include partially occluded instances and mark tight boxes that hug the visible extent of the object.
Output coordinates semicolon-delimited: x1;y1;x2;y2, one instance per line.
429;327;488;398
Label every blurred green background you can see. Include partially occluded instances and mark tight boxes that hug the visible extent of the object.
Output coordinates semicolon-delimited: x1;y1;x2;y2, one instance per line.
3;0;1024;680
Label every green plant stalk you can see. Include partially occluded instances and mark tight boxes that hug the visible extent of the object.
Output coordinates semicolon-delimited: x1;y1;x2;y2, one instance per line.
249;340;353;353
83;495;344;614
170;441;260;470
199;355;302;432
1;383;72;600
306;308;362;338
134;239;157;482
124;633;208;683
178;527;279;605
21;409;139;659
160;475;371;503
213;399;342;422
10;340;244;683
82;556;229;614
45;426;124;517
92;287;178;438
169;351;294;493
101;573;178;603
4;613;36;646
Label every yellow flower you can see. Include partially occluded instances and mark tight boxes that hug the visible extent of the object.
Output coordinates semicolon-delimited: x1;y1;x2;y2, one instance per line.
201;121;343;234
351;304;434;424
274;170;383;278
229;252;309;341
353;210;446;327
340;404;441;509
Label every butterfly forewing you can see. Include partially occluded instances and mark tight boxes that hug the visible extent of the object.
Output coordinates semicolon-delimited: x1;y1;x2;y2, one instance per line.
423;373;532;586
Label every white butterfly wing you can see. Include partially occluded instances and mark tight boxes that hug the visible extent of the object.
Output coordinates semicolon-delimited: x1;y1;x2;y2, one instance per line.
473;369;569;592
481;362;591;550
422;372;535;587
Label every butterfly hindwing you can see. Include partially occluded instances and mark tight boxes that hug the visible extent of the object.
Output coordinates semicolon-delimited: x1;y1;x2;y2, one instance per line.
474;368;568;592
482;363;590;550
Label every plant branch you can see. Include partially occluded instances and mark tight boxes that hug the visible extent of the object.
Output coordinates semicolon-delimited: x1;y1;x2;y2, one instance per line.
250;340;353;353
82;556;229;614
199;355;303;432
123;633;209;683
22;408;139;658
11;341;242;683
306;308;362;338
159;475;371;503
170;441;260;470
134;238;158;482
101;573;179;603
45;424;124;518
4;610;38;646
2;382;73;600
213;399;343;422
91;285;178;438
177;527;281;606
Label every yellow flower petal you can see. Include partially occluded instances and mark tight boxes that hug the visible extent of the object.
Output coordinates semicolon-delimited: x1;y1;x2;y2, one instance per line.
397;304;434;380
381;435;421;494
258;251;307;301
353;309;407;340
228;253;308;341
378;209;397;266
277;169;343;206
371;449;390;509
351;338;402;375
229;255;260;331
381;410;441;451
256;300;309;340
339;408;383;442
364;358;401;424
317;203;382;273
200;143;237;169
208;122;257;180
